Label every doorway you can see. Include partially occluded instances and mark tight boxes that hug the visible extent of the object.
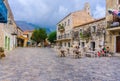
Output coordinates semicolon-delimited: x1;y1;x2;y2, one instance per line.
116;36;120;53
91;42;95;51
81;42;85;48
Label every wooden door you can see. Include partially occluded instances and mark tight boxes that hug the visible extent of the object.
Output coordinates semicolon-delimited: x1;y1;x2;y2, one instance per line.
116;36;120;53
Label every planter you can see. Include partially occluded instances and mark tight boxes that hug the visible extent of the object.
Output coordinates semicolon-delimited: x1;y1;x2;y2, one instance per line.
58;24;65;33
59;29;65;33
0;47;5;59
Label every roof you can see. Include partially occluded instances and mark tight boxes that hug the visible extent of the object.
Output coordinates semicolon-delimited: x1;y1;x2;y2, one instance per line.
57;13;71;25
72;10;94;27
17;26;24;32
57;10;86;24
74;17;105;28
23;30;34;35
57;10;94;26
23;31;29;35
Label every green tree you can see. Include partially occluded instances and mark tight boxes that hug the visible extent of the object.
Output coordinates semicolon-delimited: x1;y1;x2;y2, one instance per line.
31;28;47;44
48;31;56;43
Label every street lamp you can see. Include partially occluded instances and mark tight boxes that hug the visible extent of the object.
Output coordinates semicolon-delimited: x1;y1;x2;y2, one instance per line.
103;29;106;47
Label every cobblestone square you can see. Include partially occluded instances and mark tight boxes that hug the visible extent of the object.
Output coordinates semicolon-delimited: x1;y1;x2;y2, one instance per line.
0;48;120;81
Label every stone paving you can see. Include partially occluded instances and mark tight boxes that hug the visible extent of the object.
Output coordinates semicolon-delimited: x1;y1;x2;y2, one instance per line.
0;48;120;81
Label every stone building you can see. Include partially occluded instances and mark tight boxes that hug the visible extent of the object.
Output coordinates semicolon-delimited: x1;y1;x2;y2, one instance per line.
56;3;94;47
0;0;8;48
0;0;17;51
17;26;25;47
106;0;120;53
74;18;106;51
23;30;33;47
16;27;34;47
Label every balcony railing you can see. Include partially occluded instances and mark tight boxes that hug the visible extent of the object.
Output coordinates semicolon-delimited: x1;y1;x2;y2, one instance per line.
107;21;120;28
57;34;71;40
0;0;7;23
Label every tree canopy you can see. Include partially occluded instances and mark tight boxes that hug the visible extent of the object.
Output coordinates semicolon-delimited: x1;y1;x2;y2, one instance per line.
48;31;56;43
31;28;47;44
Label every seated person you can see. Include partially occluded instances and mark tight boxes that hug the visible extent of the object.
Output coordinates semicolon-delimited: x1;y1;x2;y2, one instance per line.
106;47;110;53
106;47;113;56
73;46;80;54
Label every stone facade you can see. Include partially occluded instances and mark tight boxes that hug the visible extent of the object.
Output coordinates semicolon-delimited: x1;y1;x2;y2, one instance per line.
74;18;106;51
0;23;5;47
106;0;120;53
23;30;33;47
16;26;25;47
0;0;17;51
56;3;94;47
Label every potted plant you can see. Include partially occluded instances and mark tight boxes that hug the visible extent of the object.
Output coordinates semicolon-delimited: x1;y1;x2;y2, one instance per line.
0;47;5;59
80;28;91;43
58;24;65;33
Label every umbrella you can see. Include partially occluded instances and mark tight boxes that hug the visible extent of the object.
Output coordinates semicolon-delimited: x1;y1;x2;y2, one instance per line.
108;9;114;14
118;12;120;16
113;10;119;15
108;9;120;17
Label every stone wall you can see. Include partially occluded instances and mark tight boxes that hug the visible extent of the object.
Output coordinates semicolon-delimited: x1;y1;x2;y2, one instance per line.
73;18;106;50
0;24;5;48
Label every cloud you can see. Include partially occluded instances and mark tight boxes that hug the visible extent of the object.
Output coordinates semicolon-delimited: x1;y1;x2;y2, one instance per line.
8;0;106;28
58;6;68;15
93;5;106;18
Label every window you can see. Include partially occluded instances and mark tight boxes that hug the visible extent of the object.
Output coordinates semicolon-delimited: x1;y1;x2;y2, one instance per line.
64;34;66;38
62;23;64;26
65;22;66;26
68;33;69;37
68;19;70;26
91;26;96;33
80;29;83;33
64;43;66;46
93;26;96;32
81;42;85;47
68;42;70;47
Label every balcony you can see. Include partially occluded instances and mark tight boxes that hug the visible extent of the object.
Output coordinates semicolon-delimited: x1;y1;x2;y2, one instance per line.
107;21;120;31
57;33;72;41
0;0;7;23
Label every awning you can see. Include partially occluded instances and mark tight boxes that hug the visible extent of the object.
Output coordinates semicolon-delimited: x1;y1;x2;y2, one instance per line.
17;36;28;40
0;0;8;23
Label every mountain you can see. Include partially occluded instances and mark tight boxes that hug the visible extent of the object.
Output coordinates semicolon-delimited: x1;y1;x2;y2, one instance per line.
16;21;55;33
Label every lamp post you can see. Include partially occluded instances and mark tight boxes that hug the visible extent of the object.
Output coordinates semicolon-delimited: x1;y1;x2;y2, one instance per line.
103;29;106;47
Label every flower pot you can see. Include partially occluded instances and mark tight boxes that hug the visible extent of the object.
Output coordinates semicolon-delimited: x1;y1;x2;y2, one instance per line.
0;47;5;59
59;29;65;33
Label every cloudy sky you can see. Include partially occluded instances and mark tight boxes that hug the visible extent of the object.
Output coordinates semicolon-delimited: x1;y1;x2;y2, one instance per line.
8;0;106;29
